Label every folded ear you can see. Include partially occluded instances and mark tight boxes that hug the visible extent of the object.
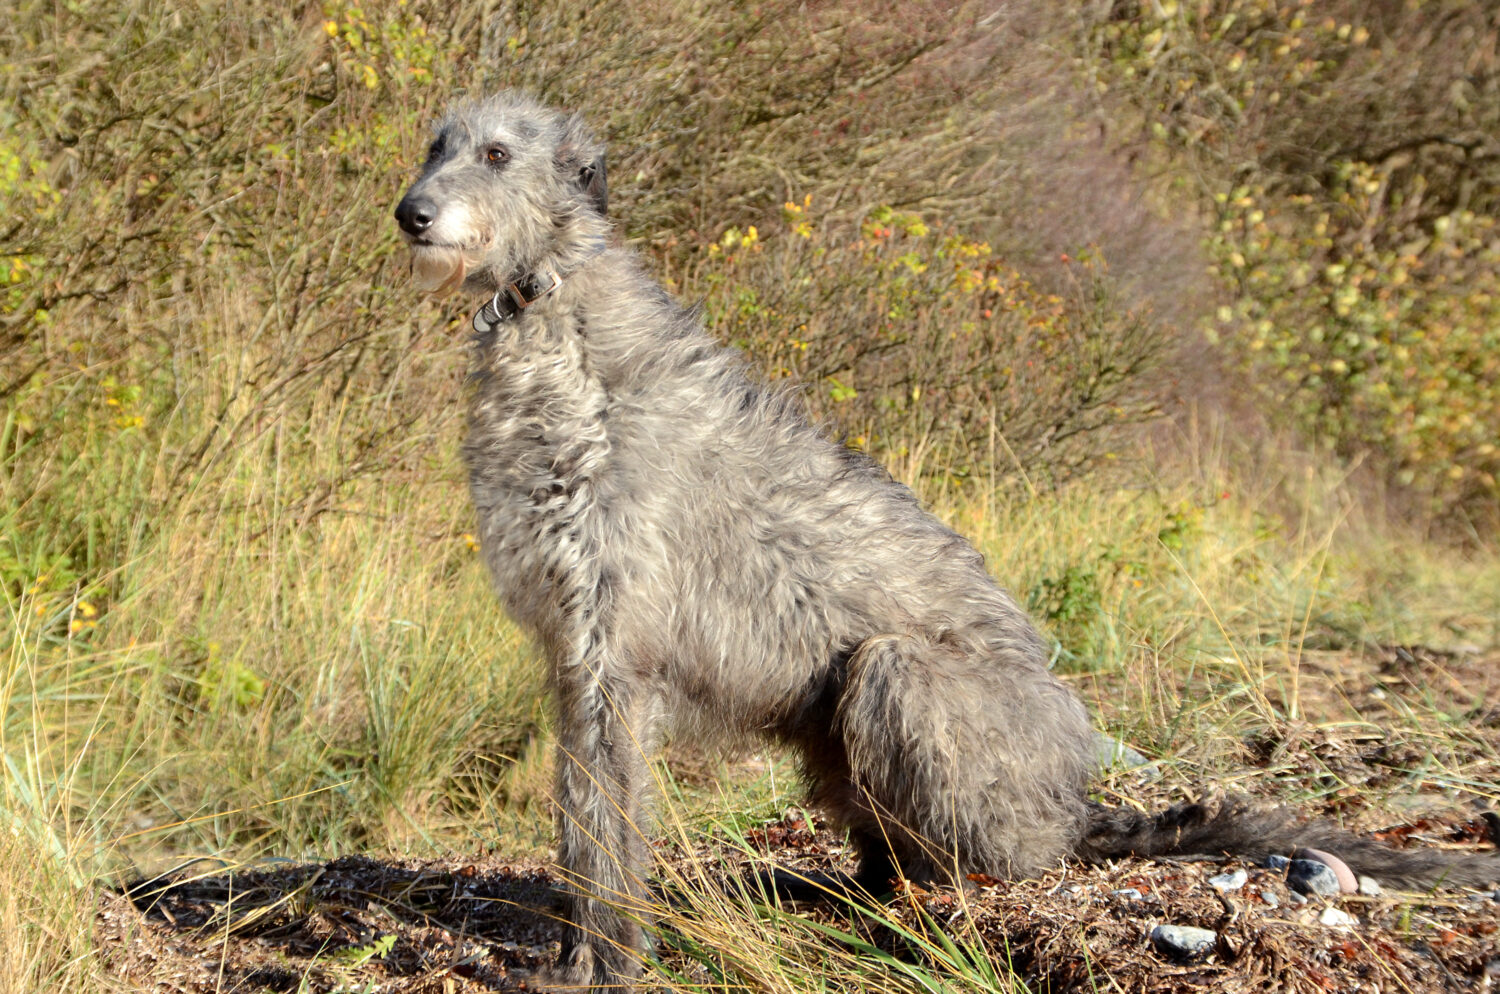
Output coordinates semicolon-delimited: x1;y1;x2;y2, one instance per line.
555;113;609;217
577;156;608;217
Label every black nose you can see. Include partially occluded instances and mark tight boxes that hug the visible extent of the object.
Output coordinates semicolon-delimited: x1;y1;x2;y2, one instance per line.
394;194;437;236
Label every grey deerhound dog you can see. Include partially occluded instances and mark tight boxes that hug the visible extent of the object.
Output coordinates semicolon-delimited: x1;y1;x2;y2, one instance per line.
394;92;1499;991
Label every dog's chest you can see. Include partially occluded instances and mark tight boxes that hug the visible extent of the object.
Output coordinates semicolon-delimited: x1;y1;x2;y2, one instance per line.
463;324;610;631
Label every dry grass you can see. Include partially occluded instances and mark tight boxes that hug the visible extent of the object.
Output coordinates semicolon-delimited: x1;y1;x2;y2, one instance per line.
7;443;1498;991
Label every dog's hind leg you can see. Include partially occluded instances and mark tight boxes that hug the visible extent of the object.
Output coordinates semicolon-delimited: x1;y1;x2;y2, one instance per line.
833;632;1094;885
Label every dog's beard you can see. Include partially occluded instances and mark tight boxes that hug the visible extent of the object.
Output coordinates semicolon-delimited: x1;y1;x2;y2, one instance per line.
408;244;481;294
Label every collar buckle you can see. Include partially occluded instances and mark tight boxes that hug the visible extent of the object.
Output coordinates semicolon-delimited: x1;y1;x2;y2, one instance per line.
472;265;564;333
505;268;561;309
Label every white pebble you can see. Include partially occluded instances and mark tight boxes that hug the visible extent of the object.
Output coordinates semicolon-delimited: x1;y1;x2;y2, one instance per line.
1319;906;1357;928
1208;868;1248;892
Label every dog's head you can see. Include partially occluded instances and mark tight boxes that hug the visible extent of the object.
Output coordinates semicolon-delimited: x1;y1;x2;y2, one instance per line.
393;92;608;294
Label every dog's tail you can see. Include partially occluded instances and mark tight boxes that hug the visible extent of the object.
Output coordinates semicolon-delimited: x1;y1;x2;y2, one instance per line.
1076;798;1500;888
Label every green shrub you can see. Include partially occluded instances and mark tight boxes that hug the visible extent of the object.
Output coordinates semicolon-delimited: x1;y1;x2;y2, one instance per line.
1089;0;1500;521
1209;180;1500;513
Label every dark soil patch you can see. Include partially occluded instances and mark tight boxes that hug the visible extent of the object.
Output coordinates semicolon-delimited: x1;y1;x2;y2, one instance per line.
100;855;562;992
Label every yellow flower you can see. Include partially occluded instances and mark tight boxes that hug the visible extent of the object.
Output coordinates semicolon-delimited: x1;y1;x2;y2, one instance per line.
784;196;814;237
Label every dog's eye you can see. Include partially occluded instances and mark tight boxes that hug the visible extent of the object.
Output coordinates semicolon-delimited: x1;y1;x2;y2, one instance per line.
485;145;510;167
426;140;444;164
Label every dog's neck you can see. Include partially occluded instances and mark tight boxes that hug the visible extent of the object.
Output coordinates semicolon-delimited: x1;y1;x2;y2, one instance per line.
470;264;566;333
470;215;610;332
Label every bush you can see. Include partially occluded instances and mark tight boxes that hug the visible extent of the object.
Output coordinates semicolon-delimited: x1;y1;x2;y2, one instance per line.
1;0;1185;542
694;204;1165;484
1088;0;1500;522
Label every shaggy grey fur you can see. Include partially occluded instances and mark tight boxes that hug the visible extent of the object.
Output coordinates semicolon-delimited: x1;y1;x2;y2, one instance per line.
393;93;1499;993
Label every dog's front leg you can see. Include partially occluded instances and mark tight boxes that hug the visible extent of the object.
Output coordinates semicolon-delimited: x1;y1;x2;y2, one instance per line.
544;653;654;993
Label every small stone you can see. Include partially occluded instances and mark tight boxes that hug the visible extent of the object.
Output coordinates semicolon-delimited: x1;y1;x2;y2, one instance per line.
1293;848;1358;893
1093;734;1162;781
1265;854;1291;872
1356;875;1381;897
1319;906;1357;928
1094;733;1150;770
1208;868;1248;892
1259;889;1280;909
1287;890;1308;906
1112;888;1144;901
1287;859;1343;897
1149;924;1218;960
